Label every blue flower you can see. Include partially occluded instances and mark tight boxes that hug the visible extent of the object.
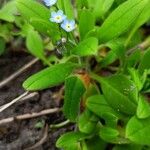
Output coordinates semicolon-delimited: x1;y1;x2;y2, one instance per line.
61;19;76;32
50;10;66;23
43;0;57;7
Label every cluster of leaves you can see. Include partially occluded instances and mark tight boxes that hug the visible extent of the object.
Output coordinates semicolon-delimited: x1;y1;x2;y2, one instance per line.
1;0;150;149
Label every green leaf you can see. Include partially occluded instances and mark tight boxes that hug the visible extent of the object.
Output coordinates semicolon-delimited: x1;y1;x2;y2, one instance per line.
91;74;138;115
16;0;49;20
128;68;143;91
138;48;150;74
63;0;74;19
72;37;98;56
63;75;86;122
56;131;86;148
93;0;115;19
100;39;125;67
113;145;142;150
26;29;45;60
83;83;99;100
126;116;150;145
57;0;74;19
35;120;45;129
78;109;98;134
79;9;95;40
100;127;130;144
23;63;78;91
0;1;17;22
19;23;34;37
97;0;148;42
0;38;5;56
137;96;150;119
99;127;119;142
126;1;150;45
76;0;89;9
126;49;142;68
16;0;59;38
30;18;60;40
86;95;121;128
65;144;81;150
85;136;107;150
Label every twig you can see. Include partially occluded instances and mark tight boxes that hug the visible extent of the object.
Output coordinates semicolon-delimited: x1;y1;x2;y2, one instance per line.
50;120;70;128
0;91;29;113
21;92;39;102
0;58;39;89
24;124;49;150
0;108;60;126
126;36;150;55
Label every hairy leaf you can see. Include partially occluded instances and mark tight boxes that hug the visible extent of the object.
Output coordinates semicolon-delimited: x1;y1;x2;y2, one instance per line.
126;1;150;45
79;9;95;40
23;63;78;91
78;109;98;134
126;116;150;145
91;74;138;115
137;96;150;119
63;75;86;121
87;95;121;128
56;131;86;148
26;29;45;60
72;37;98;56
97;0;148;42
0;1;17;22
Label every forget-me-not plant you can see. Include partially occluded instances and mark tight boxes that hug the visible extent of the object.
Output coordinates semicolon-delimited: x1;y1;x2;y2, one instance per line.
43;0;57;7
44;0;76;32
50;10;66;23
61;19;76;32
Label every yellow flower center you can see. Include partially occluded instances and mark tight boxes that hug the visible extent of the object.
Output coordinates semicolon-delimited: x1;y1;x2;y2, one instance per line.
56;16;61;20
66;24;71;29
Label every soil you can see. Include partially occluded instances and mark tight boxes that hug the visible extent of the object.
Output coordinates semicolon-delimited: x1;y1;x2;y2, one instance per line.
0;51;73;150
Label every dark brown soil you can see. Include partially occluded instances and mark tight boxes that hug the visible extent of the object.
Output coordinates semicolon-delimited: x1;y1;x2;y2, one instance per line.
0;52;72;150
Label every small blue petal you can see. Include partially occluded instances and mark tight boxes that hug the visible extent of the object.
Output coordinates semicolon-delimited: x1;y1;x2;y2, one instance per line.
43;0;57;7
51;11;57;17
50;10;66;24
57;10;63;15
70;20;75;25
61;23;65;28
61;19;76;32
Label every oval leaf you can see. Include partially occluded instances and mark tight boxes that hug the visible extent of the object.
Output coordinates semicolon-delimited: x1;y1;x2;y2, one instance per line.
0;1;17;22
16;0;49;20
126;116;150;145
23;63;78;91
126;1;150;45
87;95;122;128
72;37;98;56
56;131;86;148
78;109;98;134
97;0;148;42
26;29;45;60
99;127;119;142
79;9;95;40
91;74;138;115
136;96;150;119
30;18;60;39
63;75;86;121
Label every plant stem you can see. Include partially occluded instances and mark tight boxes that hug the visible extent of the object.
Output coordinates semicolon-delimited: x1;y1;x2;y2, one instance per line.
126;36;150;55
50;120;70;128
